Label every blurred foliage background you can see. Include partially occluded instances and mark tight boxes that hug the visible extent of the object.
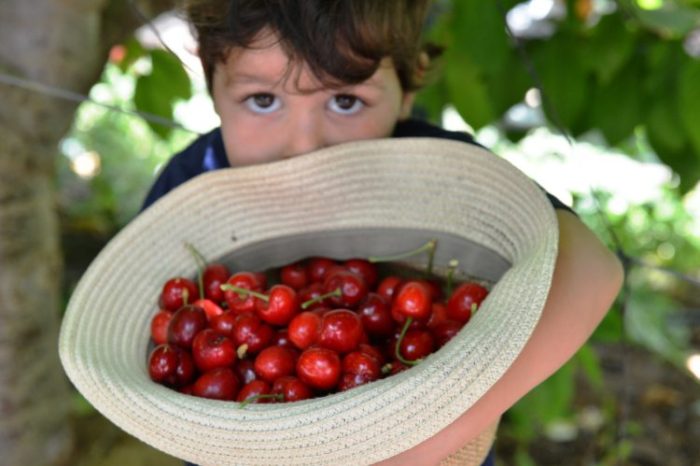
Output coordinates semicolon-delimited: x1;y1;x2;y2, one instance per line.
51;0;700;464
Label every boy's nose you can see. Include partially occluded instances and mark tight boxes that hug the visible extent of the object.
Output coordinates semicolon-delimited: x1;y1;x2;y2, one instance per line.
283;114;326;158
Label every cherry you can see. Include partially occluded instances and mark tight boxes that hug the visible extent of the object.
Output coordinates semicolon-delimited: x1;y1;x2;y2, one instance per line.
432;320;464;348
297;282;325;310
231;313;274;357
391;280;433;321
255;284;300;326
236;379;272;403
338;372;374;391
271;328;296;350
318;309;364;354
446;282;489;323
427;301;450;329
376;275;404;303
306;257;338;283
343;258;378;289
167;305;207;349
280;261;309;290
191;328;237;372
288;311;322;350
271;376;313;402
192;367;239;400
397;329;435;363
296;346;341;391
193;298;225;321
210;311;237;336
148;344;196;387
356;293;394;338
357;343;385;366
342;350;381;381
253;346;297;383
160;277;199;311
202;263;230;302
150;309;173;345
234;359;258;385
323;269;367;309
222;272;264;314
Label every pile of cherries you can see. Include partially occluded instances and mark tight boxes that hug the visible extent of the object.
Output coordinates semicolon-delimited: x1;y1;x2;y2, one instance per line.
148;241;489;405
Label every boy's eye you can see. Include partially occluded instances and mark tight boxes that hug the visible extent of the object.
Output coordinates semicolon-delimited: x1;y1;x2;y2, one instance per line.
244;93;281;114
328;94;364;115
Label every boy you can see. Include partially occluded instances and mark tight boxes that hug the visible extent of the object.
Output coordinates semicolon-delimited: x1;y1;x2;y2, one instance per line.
142;1;624;464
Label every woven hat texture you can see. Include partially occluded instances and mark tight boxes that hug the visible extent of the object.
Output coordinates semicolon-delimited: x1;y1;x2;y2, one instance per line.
59;137;558;465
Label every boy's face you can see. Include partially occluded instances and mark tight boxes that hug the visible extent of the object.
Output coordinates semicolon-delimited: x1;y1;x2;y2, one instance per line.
211;32;414;166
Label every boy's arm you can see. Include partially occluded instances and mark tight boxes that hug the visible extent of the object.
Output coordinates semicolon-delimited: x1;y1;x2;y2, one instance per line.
376;209;625;465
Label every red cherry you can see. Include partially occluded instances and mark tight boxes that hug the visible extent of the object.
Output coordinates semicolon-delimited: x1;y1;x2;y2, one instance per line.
446;282;489;323
356;293;394;338
148;344;196;387
223;272;264;314
253;346;297;383
192;328;237;372
392;281;433;320
255;284;299;326
234;359;258;385
357;343;385;366
432;320;464;348
338;372;374;391
193;298;225;321
160;277;199;311
167;305;207;349
150;309;173;345
427;301;449;329
297;282;325;310
419;278;443;302
202;263;230;302
271;376;313;402
288;311;322;350
319;309;364;354
342;350;381;381
343;258;379;289
397;329;435;362
296;346;341;391
148;344;179;383
236;379;272;403
280;261;309;290
323;269;367;309
376;276;404;303
271;328;296;350
231;313;274;356
306;257;337;283
192;367;239;400
210;311;237;336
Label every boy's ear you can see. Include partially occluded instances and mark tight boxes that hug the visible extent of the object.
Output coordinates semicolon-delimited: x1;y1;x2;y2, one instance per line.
400;92;416;119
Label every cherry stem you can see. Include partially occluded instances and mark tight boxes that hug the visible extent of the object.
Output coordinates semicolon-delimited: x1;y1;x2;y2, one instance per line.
182;288;189;306
184;242;206;299
237;344;249;359
394;317;421;366
368;239;437;274
300;287;341;310
238;393;284;409
445;259;459;297
220;284;269;302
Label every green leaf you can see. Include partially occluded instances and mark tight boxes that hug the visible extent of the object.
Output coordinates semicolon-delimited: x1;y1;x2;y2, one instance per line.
581;13;637;85
574;344;604;390
630;1;700;37
444;50;495;129
117;37;148;73
133;49;192;138
589;58;643;146
678;59;700;156
530;34;589;130
645;90;686;154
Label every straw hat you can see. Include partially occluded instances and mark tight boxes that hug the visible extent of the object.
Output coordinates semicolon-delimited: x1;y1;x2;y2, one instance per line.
59;137;558;466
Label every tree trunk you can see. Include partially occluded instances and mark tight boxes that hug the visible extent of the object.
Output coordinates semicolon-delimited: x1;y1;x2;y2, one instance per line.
0;1;174;464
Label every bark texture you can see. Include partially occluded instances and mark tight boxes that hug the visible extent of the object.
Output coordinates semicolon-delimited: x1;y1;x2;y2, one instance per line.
0;1;173;464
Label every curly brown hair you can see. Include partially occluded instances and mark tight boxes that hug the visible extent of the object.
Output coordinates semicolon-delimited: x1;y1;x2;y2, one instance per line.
184;0;440;93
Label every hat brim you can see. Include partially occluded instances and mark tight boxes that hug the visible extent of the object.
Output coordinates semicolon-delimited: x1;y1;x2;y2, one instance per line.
59;137;558;465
